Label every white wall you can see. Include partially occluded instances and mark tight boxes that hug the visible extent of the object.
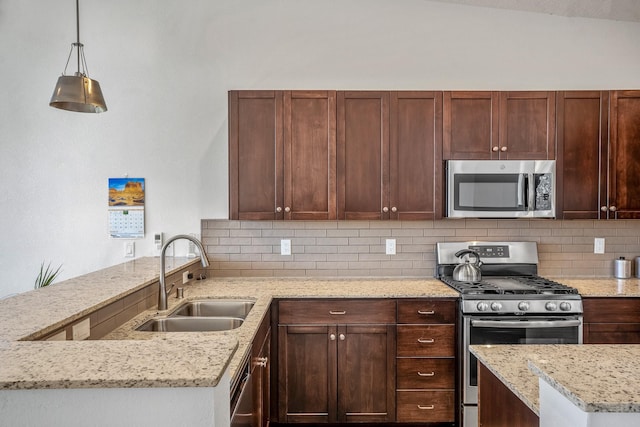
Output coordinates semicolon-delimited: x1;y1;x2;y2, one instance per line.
1;0;639;297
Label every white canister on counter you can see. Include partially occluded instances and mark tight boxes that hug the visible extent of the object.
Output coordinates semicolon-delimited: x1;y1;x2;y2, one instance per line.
614;257;632;279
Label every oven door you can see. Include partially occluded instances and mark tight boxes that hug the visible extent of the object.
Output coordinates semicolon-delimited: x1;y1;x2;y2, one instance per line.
462;315;582;405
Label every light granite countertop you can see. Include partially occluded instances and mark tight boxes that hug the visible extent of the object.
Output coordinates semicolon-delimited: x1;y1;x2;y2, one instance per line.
0;258;457;391
560;278;640;297
472;344;640;416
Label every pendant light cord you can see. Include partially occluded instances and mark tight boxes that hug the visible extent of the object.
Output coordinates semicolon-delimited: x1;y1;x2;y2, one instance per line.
76;0;80;73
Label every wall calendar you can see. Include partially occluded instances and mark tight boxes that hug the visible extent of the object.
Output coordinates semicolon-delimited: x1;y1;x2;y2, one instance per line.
108;178;145;238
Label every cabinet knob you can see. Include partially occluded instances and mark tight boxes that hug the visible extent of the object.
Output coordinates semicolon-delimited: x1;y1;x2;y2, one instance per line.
329;310;346;315
610;206;617;212
417;371;435;377
492;146;499;152
417;338;435;344
382;206;389;213
339;334;346;341
284;206;291;213
255;357;268;367
601;206;608;212
276;207;282;213
391;207;397;213
500;146;507;152
330;334;336;341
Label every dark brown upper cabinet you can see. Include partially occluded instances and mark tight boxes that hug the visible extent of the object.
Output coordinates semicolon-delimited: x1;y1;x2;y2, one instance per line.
229;90;336;220
337;91;443;220
557;90;640;220
556;91;609;219
609;90;640;219
443;91;499;159
229;90;283;220
443;91;555;160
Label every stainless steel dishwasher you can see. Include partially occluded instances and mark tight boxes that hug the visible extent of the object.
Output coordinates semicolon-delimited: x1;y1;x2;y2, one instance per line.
231;353;253;427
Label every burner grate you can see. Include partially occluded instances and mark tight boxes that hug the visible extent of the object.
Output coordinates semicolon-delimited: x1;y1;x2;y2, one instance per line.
440;275;579;295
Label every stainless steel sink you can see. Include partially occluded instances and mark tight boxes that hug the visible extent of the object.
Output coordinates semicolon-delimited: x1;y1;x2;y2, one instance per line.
169;299;255;319
136;316;244;332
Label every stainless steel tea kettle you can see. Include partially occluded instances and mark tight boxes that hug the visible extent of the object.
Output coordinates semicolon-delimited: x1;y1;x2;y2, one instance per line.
453;249;482;282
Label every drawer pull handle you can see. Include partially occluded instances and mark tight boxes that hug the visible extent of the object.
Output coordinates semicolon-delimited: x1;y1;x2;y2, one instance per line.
417;338;435;344
417;310;435;315
417;371;435;377
329;310;346;315
417;405;435;410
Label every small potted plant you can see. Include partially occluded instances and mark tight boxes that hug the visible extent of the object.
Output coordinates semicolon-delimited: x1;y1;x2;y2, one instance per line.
34;262;62;288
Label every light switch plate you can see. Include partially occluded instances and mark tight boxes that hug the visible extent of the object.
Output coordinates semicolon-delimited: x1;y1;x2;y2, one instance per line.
281;239;291;256
124;241;135;257
594;238;605;254
386;239;396;255
72;318;90;340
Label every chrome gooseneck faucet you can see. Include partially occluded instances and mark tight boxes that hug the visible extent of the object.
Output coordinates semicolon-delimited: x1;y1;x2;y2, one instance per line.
158;234;209;311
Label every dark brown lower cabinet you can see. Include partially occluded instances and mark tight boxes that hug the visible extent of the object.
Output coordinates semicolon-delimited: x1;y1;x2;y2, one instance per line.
278;324;395;423
478;363;538;427
277;299;396;423
583;297;640;343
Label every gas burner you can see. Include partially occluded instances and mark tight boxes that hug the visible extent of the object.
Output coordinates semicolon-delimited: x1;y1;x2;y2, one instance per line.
440;275;578;296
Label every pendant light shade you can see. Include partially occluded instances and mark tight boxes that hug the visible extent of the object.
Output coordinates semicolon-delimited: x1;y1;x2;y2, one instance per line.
50;0;107;113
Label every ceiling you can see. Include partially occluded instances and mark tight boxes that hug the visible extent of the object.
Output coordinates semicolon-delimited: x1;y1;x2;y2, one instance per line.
428;0;640;23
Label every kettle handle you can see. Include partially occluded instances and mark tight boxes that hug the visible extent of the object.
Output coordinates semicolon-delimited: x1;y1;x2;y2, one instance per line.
455;249;481;266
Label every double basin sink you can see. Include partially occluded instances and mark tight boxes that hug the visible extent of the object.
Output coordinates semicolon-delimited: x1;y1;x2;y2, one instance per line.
136;299;255;332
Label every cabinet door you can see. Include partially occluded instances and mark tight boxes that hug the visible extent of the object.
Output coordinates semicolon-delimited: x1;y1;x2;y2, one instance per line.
556;91;609;219
284;91;337;220
443;91;499;159
499;91;556;159
229;90;284;220
609;90;640;219
389;91;443;220
337;91;389;219
278;325;336;423
337;324;396;422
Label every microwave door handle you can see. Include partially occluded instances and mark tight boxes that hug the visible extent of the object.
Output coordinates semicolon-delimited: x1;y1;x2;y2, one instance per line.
517;174;525;208
527;173;535;212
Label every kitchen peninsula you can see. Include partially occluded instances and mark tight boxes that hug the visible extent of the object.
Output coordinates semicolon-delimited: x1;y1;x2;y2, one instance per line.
0;257;458;427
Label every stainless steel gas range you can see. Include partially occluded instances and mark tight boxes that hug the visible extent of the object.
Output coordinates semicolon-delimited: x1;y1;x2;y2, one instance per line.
436;241;583;427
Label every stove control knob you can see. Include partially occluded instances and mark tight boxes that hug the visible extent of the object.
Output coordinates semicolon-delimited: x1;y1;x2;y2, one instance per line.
477;302;490;312
490;302;503;311
559;302;572;311
545;302;558;311
517;301;530;311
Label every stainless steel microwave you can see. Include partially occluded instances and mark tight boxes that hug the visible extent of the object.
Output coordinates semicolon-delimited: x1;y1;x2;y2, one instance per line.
446;160;555;218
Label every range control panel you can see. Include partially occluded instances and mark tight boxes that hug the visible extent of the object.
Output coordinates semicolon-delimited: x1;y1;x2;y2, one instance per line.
468;245;510;258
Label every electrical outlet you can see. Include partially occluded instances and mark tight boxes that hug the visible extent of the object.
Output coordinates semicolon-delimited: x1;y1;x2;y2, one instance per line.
281;239;291;256
72;318;90;340
594;238;605;254
183;271;190;284
386;239;396;255
124;241;135;257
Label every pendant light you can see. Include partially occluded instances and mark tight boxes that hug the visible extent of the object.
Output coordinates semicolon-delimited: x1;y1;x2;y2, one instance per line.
50;0;107;113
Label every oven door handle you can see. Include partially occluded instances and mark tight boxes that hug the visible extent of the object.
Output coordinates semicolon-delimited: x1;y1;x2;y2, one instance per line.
470;319;581;328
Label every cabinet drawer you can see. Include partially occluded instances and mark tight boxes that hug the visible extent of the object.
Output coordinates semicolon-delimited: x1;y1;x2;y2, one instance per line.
583;298;640;323
278;299;396;324
397;358;454;389
397;299;456;324
396;390;455;422
397;325;455;357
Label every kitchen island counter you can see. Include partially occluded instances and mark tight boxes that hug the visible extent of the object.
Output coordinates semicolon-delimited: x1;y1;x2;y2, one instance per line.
472;344;640;421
